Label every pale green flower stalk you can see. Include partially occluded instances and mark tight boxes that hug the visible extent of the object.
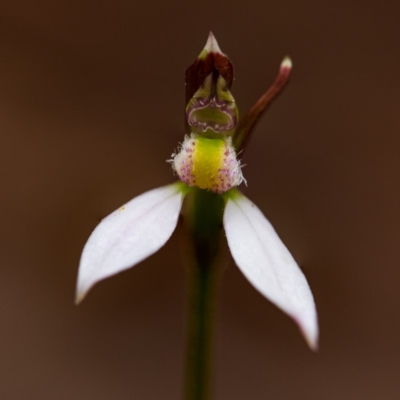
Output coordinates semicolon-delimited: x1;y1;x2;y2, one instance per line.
76;33;318;400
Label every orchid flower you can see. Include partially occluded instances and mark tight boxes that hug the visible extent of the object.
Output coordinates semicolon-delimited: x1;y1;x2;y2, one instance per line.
76;33;318;390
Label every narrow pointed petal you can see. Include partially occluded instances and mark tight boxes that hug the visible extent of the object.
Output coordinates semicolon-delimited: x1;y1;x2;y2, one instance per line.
233;56;293;152
223;192;318;350
76;183;186;303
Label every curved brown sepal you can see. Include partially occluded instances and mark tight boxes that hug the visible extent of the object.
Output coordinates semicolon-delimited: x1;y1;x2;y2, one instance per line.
233;57;292;153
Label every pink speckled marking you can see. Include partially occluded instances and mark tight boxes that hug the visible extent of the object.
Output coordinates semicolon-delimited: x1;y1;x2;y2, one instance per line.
173;136;196;186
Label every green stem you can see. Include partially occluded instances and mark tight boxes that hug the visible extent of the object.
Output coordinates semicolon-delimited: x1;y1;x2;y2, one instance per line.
184;188;225;400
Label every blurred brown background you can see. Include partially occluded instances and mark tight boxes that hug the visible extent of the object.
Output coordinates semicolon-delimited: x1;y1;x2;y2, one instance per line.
1;0;400;399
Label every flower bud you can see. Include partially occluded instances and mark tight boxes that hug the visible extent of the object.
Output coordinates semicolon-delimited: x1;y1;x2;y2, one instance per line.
172;134;244;194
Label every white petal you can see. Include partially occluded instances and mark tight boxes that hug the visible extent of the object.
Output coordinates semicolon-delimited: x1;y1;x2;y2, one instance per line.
223;193;318;350
76;184;185;303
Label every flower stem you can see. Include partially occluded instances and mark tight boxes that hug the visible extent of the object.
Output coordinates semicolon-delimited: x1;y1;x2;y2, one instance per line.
183;188;225;400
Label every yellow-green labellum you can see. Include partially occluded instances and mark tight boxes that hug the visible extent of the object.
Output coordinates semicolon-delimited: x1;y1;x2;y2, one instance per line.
172;135;245;194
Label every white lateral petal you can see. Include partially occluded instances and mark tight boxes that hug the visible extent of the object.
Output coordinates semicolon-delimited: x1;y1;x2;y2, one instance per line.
223;193;318;350
76;184;185;303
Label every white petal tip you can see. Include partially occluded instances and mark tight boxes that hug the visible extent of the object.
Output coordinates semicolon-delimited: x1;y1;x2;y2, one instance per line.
75;296;83;305
309;340;319;352
281;56;292;70
75;287;88;305
294;315;319;351
302;328;319;352
204;31;223;54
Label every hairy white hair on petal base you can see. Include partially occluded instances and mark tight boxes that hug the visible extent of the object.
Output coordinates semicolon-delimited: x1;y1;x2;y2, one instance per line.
170;134;246;193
